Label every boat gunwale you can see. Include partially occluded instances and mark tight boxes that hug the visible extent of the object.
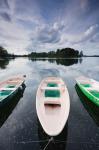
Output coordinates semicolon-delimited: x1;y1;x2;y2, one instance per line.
36;77;70;136
0;77;25;103
76;79;99;106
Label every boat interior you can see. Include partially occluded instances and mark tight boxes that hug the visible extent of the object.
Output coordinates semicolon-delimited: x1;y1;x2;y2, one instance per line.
0;78;24;101
40;80;65;106
79;80;99;98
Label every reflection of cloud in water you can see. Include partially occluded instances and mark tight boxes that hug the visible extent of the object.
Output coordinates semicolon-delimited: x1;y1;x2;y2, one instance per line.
0;57;99;150
39;68;60;77
27;58;99;82
29;58;82;67
94;66;99;70
31;62;82;79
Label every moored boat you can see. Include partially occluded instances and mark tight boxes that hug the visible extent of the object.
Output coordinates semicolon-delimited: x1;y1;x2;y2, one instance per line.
76;76;99;106
0;75;25;105
36;77;70;136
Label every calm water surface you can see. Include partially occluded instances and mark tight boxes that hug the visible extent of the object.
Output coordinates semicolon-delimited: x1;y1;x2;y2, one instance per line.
0;57;99;150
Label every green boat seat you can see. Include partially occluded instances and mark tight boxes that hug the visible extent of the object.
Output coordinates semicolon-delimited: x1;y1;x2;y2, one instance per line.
0;90;12;96
90;90;99;98
47;83;58;87
45;90;60;98
6;85;16;88
81;83;91;88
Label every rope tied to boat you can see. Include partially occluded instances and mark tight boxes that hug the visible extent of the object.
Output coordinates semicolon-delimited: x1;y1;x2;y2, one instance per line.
43;137;54;150
14;139;49;144
14;137;54;150
14;138;99;146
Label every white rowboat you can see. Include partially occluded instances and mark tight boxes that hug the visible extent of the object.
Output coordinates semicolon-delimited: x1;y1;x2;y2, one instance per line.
36;77;70;136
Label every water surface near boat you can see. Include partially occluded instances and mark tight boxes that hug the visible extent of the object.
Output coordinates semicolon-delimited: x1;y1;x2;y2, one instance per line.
0;57;99;150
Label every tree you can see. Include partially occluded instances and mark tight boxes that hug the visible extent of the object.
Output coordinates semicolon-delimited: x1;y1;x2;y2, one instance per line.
0;46;8;57
79;51;83;57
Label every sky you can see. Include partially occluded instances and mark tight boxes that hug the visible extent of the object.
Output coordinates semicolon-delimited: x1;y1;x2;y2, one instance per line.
0;0;99;55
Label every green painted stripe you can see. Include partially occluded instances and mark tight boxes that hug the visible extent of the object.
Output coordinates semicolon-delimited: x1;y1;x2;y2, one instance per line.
0;96;7;102
78;83;99;106
6;85;16;88
0;90;12;96
80;83;91;88
90;90;99;98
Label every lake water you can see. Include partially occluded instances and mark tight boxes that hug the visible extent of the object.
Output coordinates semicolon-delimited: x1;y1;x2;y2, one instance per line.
0;57;99;150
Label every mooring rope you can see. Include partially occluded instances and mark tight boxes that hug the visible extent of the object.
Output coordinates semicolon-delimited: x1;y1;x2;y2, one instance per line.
15;137;54;150
15;139;49;144
15;138;99;146
43;137;53;150
54;140;99;145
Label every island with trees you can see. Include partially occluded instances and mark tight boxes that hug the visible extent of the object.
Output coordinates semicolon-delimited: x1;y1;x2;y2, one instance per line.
0;46;83;58
0;46;28;58
1;45;99;58
0;46;15;58
28;48;83;58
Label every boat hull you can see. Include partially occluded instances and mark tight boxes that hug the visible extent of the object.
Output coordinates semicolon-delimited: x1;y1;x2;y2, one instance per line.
0;88;20;107
36;77;70;136
76;77;99;107
77;83;99;106
0;76;25;106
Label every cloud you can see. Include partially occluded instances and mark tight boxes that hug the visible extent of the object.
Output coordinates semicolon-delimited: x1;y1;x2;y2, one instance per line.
28;23;99;53
35;23;63;44
0;0;10;10
27;22;66;52
0;0;99;55
0;19;31;54
33;22;65;43
61;24;99;44
0;12;11;22
80;0;88;10
14;0;44;25
90;33;99;43
84;24;99;41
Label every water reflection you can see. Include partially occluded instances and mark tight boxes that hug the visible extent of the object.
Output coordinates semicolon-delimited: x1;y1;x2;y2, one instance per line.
0;84;26;127
38;119;68;150
75;84;99;126
29;58;83;66
0;58;83;69
55;58;82;66
0;58;10;69
0;57;99;150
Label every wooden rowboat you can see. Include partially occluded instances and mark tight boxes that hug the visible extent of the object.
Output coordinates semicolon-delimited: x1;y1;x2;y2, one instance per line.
36;77;70;136
0;75;25;105
76;76;99;106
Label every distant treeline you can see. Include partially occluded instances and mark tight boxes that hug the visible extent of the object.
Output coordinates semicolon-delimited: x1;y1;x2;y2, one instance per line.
0;46;83;58
0;46;15;58
29;48;83;58
0;46;27;58
1;45;99;58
